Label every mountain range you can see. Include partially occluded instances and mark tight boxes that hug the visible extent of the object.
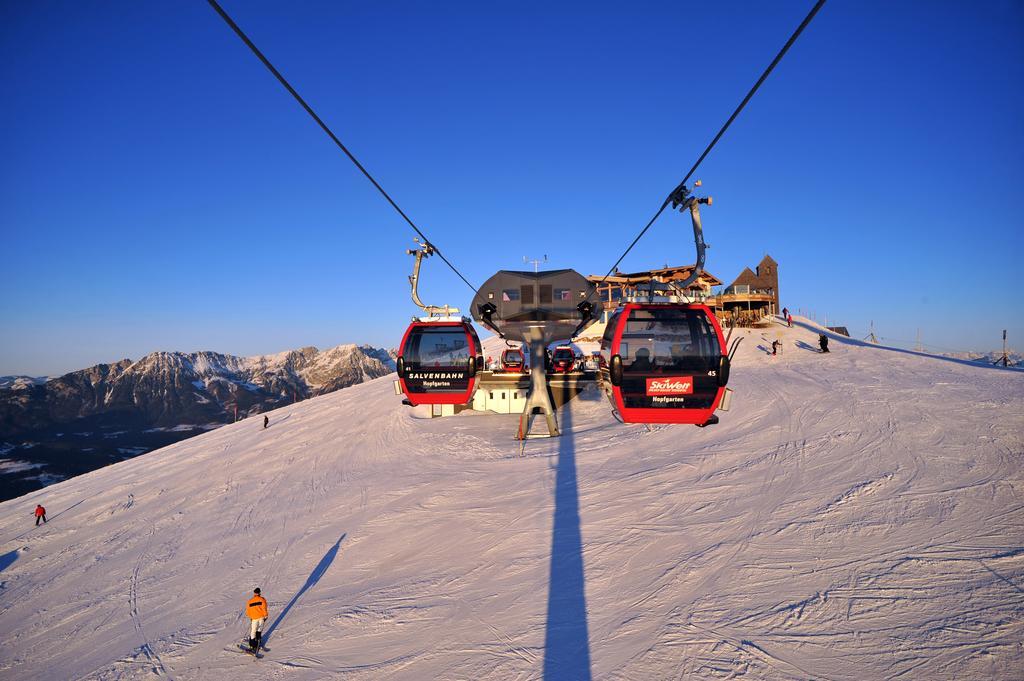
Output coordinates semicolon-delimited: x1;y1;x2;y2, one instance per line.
0;344;395;501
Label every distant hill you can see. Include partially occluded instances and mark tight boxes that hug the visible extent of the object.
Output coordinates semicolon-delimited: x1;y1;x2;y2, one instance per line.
0;344;395;501
939;349;1021;367
0;376;47;390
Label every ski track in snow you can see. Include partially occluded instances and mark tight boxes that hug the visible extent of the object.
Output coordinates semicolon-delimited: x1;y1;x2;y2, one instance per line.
0;318;1021;679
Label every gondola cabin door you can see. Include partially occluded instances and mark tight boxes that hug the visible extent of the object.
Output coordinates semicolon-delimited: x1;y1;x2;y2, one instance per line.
600;303;729;425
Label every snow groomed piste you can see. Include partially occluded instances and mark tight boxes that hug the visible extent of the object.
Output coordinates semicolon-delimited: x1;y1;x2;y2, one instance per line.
0;318;1021;679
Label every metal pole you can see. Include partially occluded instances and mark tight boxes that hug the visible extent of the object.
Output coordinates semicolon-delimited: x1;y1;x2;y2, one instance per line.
524;255;548;273
517;327;559;439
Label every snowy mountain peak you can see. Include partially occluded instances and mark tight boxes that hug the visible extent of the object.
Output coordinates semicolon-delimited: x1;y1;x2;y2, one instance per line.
0;376;48;391
0;343;398;501
1;344;396;434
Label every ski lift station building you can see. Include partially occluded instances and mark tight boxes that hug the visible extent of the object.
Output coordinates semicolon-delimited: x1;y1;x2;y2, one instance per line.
589;265;722;321
588;254;782;330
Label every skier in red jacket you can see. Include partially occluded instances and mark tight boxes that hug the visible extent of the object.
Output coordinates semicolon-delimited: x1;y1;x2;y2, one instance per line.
34;504;47;526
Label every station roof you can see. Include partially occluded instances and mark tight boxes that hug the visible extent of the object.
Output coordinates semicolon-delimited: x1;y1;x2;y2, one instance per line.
587;265;722;287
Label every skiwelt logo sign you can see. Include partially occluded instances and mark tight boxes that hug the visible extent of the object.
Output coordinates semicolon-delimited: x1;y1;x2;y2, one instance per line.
645;377;693;395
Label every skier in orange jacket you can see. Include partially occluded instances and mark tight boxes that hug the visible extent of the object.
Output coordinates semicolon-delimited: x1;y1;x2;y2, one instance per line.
245;588;269;653
34;504;47;526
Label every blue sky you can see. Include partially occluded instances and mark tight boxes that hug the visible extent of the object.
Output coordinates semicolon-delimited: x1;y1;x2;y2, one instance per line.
1;1;1022;376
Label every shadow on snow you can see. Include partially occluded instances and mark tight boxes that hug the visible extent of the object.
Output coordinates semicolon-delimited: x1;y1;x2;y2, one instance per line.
543;405;592;680
794;340;820;353
0;549;19;575
263;532;346;645
3;498;87;546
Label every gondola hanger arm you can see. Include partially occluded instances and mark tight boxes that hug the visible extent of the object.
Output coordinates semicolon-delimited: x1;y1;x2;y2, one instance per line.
407;239;459;317
666;182;712;295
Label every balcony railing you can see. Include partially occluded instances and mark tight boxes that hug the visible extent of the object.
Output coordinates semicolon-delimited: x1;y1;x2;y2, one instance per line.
722;286;774;296
716;292;774;304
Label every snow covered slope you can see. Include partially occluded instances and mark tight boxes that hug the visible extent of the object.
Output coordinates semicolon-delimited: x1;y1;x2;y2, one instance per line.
0;318;1021;680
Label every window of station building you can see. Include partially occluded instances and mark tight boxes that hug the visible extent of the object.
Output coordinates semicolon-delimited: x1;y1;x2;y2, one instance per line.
502;288;520;302
539;285;552;304
520;285;534;304
554;288;571;301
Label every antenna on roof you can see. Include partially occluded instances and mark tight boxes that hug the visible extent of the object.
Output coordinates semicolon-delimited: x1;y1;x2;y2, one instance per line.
523;255;548;273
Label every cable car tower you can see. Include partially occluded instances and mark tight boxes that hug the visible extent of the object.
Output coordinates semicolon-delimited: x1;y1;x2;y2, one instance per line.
472;269;596;439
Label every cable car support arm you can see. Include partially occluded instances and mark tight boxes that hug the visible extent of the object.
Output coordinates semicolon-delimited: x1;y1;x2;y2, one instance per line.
407;240;459;318
666;183;713;295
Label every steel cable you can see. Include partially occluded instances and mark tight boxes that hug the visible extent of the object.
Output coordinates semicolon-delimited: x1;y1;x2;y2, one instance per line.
595;0;826;288
206;0;478;293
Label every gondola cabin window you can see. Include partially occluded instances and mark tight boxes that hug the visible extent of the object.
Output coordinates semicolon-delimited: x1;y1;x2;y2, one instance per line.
398;321;481;405
619;309;719;374
406;328;469;369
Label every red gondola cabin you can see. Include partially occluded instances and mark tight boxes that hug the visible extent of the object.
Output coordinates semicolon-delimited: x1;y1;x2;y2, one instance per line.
499;347;527;373
600;303;730;425
397;321;483;406
550;346;576;373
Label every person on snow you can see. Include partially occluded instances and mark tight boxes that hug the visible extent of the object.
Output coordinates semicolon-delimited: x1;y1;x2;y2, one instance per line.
245;588;269;652
771;339;781;356
782;307;789;321
263;415;269;429
819;334;830;353
34;504;47;525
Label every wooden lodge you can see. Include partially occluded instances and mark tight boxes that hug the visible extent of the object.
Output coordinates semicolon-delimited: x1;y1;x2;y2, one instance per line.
714;254;780;326
588;265;723;322
584;255;783;332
